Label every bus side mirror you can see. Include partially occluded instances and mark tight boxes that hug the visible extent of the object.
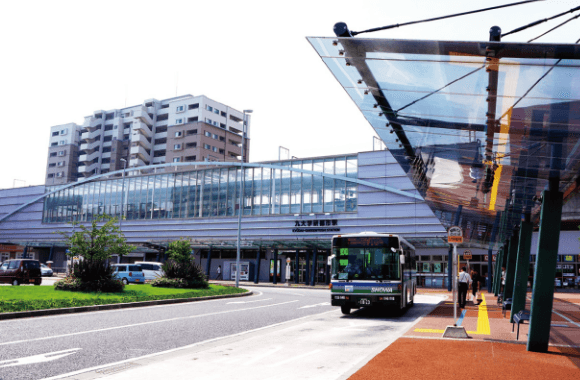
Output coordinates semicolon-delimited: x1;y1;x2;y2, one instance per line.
328;255;335;266
399;254;405;265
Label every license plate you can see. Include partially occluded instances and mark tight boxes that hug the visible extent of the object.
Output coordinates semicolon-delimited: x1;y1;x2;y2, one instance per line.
358;298;371;306
29;279;35;283
135;279;140;282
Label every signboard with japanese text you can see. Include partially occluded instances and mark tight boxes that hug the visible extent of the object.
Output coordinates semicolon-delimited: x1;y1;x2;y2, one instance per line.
448;226;463;244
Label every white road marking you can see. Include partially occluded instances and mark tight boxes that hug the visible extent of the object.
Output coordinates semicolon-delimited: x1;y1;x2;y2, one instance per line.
0;348;81;368
227;298;272;304
42;310;339;380
298;302;330;309
243;346;283;366
0;300;299;347
268;349;321;367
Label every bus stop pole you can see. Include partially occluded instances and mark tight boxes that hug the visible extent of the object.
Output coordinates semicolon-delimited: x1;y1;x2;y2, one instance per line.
453;243;458;324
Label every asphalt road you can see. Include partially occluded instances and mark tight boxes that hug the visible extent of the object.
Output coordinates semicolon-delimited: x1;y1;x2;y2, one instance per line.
0;287;443;380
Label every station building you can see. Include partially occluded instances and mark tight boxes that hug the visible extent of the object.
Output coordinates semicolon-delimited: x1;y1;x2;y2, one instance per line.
2;149;580;287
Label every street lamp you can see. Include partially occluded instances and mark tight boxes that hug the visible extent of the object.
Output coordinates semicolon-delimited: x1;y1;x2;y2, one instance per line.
236;109;252;288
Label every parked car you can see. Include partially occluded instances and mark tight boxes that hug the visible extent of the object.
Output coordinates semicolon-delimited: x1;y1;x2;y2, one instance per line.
134;261;164;281
0;259;42;286
111;264;145;285
40;263;53;277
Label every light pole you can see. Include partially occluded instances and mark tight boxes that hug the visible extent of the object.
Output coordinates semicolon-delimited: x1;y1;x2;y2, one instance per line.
236;109;252;288
119;158;127;264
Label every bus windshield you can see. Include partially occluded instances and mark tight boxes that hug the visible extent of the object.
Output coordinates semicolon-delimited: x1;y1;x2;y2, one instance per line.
332;247;400;281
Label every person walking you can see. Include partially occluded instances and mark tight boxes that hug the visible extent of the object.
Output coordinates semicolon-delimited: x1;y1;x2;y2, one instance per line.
216;265;222;280
471;270;480;305
458;266;471;308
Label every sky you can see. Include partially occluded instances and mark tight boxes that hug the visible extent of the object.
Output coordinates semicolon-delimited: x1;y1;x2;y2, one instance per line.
0;0;577;190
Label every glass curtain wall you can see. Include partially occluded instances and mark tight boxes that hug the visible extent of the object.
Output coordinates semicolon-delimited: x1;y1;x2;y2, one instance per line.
42;156;358;223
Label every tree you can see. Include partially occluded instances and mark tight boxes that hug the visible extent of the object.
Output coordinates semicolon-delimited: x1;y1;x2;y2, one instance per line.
61;215;135;261
166;239;193;263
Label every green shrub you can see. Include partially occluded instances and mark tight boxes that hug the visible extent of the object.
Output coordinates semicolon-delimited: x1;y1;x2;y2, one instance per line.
55;259;125;292
150;277;207;289
152;259;208;289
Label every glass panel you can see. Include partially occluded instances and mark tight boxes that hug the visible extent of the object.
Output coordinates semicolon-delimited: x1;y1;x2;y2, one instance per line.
290;161;302;214
211;169;220;217
252;168;261;215
227;168;237;217
219;169;228;217
280;165;291;214
261;168;271;215
272;168;281;214
312;160;324;213
324;159;334;212
302;161;312;213
202;170;212;217
243;168;252;215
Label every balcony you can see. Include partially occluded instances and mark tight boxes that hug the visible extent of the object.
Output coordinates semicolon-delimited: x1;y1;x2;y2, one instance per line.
80;140;101;152
130;145;151;163
129;157;148;168
78;163;99;176
131;132;152;148
132;121;153;138
132;107;153;127
79;151;100;163
81;128;102;143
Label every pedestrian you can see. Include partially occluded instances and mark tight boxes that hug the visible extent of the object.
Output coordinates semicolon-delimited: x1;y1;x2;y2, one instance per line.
458;266;471;308
471;270;480;305
500;266;506;293
216;265;222;280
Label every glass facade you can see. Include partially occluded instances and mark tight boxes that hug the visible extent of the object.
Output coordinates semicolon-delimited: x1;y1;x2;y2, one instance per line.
43;156;358;223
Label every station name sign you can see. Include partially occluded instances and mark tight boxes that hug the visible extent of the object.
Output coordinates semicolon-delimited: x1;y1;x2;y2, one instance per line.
292;219;340;233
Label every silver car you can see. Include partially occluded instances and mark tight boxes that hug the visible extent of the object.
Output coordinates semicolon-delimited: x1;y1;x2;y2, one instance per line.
134;261;164;281
40;263;53;277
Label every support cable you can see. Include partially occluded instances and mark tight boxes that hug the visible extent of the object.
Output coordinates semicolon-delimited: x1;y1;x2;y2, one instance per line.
501;5;580;38
496;37;579;123
396;65;485;113
528;12;580;42
350;1;541;36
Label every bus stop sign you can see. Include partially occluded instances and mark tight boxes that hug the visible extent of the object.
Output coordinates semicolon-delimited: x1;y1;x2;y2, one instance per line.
448;226;463;244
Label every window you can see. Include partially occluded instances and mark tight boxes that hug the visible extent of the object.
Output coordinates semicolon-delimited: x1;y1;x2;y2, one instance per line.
61;129;68;135
212;133;218;139
157;114;168;121
220;123;226;129
156;126;167;133
114;125;118;129
51;142;58;147
219;136;225;141
205;118;213;124
174;144;182;150
185;155;196;162
204;144;211;150
206;105;213;112
58;151;66;156
103;136;112;142
221;111;226;117
105;113;115;120
154;138;167;144
56;172;63;178
101;158;110;164
104;124;113;131
187;116;198;123
213;121;218;127
102;147;111;153
173;157;181;163
161;104;169;109
52;131;59;136
57;161;65;167
186;142;197;149
204;131;211;137
188;103;199;110
186;129;197;136
153;150;166;157
47;173;54;178
48;163;56;168
214;109;219;115
212;146;218;152
176;105;185;112
175;118;183;125
59;140;66;145
50;152;57;157
175;131;183;138
219;149;224;154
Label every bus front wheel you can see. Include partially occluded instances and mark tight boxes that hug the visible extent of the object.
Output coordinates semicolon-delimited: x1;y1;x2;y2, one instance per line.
341;306;351;315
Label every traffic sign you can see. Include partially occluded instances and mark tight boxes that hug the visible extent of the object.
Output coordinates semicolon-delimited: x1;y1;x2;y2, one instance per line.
463;250;472;260
448;226;463;244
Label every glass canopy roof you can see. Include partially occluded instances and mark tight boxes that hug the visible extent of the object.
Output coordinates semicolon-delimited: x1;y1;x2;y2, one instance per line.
308;37;580;248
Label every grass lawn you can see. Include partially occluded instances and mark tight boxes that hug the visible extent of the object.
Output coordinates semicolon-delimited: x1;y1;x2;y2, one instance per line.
0;284;248;313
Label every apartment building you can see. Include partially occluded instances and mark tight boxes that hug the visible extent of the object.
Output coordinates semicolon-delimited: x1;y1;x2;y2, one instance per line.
45;95;250;184
46;123;82;185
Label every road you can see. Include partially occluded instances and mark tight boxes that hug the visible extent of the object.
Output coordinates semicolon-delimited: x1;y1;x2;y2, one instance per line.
0;287;443;380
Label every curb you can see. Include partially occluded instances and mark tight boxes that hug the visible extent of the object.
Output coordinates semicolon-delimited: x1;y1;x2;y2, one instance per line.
0;290;253;321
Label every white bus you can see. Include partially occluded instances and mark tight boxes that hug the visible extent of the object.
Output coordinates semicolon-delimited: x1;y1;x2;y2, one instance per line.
330;232;417;314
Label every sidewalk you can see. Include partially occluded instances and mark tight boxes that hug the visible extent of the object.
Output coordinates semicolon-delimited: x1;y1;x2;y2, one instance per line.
350;291;580;379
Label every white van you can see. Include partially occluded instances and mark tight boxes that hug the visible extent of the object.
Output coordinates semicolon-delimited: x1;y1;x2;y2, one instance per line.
134;261;164;280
